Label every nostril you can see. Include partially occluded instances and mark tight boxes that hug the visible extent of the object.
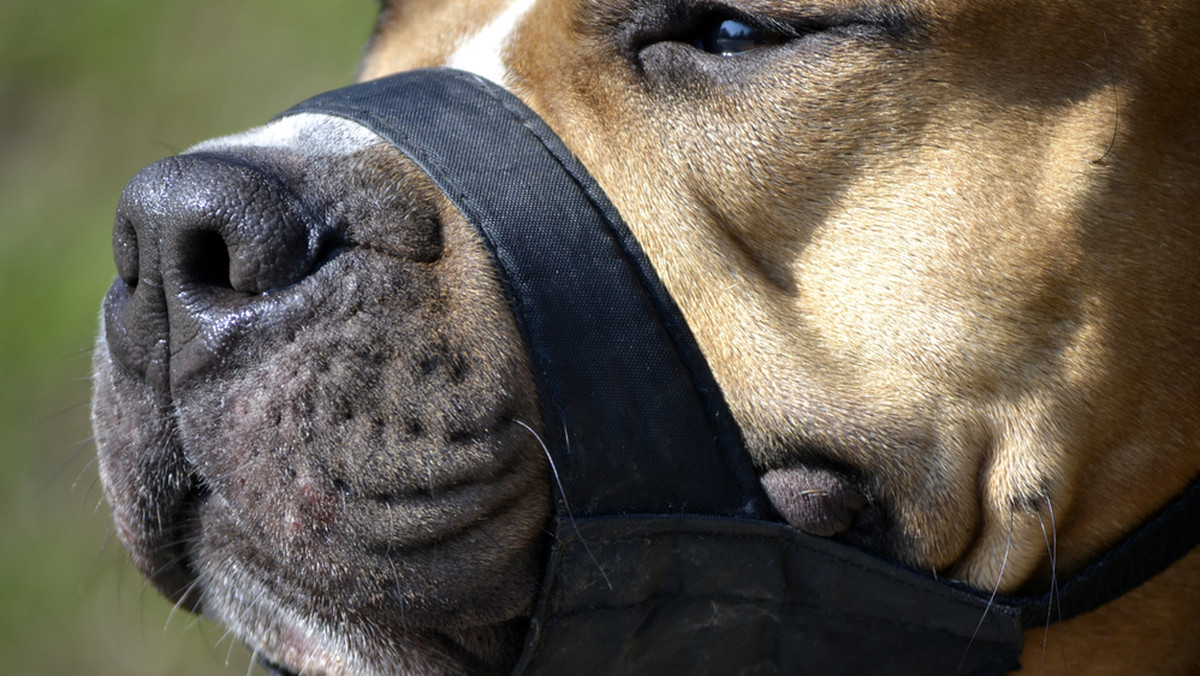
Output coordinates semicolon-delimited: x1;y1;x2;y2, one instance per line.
181;229;234;292
115;152;338;303
113;217;140;289
158;156;328;298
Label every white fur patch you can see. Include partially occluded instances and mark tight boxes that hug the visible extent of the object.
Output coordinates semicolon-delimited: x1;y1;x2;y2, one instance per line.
186;113;381;156
445;0;538;87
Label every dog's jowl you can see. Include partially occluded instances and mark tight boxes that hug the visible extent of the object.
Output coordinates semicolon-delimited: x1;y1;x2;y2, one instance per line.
94;1;1200;674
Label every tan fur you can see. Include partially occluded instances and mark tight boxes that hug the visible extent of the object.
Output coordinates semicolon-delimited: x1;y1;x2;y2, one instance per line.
363;1;1200;672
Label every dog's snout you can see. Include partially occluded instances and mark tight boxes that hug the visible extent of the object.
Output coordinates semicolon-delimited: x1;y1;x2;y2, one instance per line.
106;153;338;389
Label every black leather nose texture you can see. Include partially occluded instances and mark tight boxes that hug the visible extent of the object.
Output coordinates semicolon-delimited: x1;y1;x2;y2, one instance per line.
105;153;336;390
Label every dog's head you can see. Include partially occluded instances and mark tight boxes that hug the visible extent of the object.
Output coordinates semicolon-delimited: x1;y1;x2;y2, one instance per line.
94;1;1200;674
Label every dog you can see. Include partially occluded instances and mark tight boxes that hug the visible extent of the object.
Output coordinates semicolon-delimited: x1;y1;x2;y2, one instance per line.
93;0;1200;674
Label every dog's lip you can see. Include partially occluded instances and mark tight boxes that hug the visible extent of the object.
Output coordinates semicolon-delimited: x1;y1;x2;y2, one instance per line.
191;464;533;557
755;438;914;560
181;447;547;625
244;618;349;676
760;465;869;537
361;478;536;555
250;623;510;676
103;462;208;613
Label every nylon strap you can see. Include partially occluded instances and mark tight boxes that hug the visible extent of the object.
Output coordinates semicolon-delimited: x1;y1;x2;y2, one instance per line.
513;515;1026;675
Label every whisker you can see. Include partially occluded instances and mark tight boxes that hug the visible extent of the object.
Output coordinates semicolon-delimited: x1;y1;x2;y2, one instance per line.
960;510;1015;670
181;608;205;634
475;522;506;552
1089;31;1121;166
71;450;100;494
397;566;411;633
379;504;412;634
513;419;612;590
1041;489;1068;674
164;576;205;634
35;399;94;427
89;479;110;520
63;344;98;361
1033;499;1064;673
212;624;238;658
38;430;98;497
246;645;260;676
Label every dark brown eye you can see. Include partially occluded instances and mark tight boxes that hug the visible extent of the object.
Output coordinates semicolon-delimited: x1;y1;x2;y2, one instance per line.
694;18;774;55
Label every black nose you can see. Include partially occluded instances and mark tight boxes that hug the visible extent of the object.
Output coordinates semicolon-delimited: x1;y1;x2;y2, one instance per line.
104;153;337;390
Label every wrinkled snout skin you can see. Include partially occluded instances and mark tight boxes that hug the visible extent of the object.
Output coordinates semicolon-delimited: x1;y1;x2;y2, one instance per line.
94;0;1200;674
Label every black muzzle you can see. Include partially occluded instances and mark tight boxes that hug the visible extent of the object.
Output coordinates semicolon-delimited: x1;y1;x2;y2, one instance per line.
253;69;1200;675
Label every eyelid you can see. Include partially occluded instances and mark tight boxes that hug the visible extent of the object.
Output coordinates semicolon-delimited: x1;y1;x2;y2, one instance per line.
702;1;915;40
697;5;802;40
689;3;897;51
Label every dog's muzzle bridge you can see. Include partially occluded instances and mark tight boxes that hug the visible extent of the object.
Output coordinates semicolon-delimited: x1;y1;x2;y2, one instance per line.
247;69;1200;675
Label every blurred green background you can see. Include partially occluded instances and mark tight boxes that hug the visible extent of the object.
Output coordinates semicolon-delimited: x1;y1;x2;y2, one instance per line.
0;2;375;673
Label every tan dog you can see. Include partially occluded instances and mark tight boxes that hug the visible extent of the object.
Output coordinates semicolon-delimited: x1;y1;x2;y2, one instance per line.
94;0;1200;674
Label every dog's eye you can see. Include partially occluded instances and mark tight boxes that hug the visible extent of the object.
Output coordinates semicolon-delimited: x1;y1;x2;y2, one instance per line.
694;18;775;55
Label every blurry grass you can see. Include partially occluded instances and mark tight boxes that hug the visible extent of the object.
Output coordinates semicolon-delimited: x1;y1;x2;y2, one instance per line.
0;2;375;673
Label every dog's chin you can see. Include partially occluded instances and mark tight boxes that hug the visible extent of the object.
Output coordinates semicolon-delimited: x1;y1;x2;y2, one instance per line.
98;431;542;676
193;551;527;676
210;596;523;676
97;388;547;676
